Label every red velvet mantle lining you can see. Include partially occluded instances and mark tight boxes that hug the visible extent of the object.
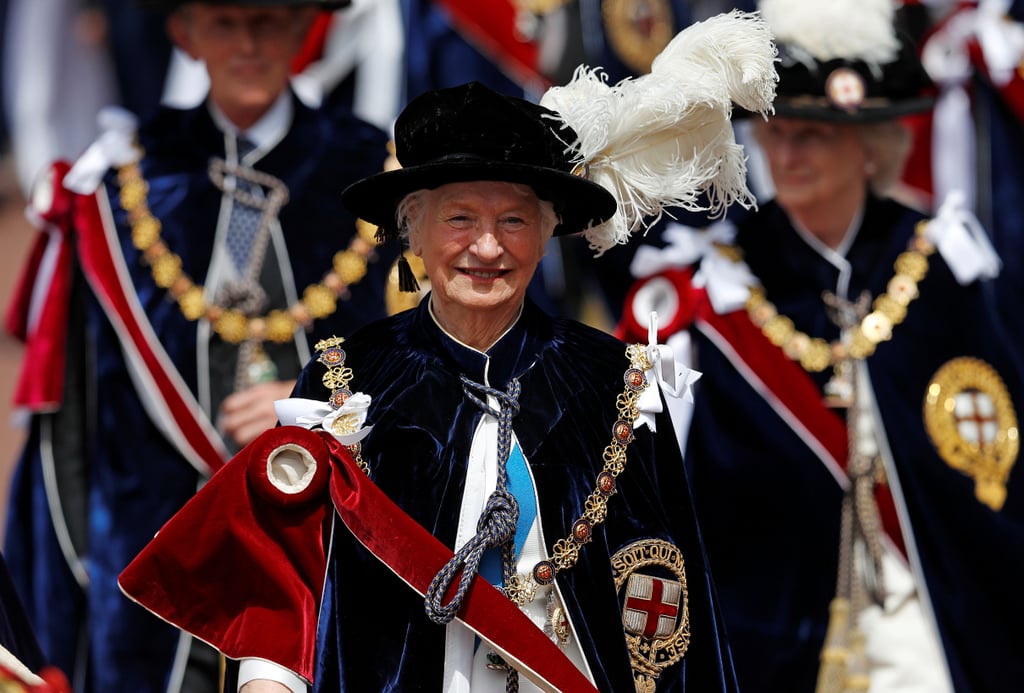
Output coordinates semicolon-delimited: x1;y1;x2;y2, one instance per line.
120;425;596;691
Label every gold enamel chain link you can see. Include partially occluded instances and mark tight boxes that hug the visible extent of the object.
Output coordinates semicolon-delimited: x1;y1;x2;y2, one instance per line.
745;221;935;372
118;152;379;345
504;343;653;606
312;338;654;604
314;337;369;475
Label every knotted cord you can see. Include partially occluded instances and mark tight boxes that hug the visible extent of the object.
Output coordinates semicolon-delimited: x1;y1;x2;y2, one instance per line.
424;375;522;691
424;376;523;623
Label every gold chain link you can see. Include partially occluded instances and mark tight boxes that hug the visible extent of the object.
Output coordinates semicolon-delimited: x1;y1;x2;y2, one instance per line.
118;153;380;344
744;221;935;371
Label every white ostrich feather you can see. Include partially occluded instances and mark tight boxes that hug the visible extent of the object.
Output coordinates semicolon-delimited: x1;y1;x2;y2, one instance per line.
540;10;777;254
760;0;900;66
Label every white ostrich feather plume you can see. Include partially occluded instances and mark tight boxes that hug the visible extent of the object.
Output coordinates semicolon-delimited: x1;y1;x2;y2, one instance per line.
760;0;900;65
540;10;777;255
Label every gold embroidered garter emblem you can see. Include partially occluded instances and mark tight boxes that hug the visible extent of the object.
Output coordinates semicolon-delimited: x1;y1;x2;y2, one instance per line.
602;0;675;75
611;539;689;693
924;357;1019;510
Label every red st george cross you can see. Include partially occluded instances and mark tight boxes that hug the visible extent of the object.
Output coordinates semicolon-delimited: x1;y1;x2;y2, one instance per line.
624;574;680;639
955;390;999;449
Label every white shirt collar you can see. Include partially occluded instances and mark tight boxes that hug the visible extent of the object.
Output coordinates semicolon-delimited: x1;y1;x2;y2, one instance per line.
208;89;293;156
790;202;865;299
791;201;864;261
426;298;526;385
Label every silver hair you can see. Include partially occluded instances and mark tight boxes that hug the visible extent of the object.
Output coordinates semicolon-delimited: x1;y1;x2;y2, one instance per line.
393;184;560;240
751;117;913;197
859;119;913;196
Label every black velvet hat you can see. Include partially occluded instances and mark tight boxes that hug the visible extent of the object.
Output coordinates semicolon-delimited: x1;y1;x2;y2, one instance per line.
759;0;935;122
770;34;935;122
137;0;349;11
341;82;618;239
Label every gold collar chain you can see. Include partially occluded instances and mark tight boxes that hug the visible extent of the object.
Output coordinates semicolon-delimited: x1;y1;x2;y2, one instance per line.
116;151;380;345
313;337;654;605
744;221;935;372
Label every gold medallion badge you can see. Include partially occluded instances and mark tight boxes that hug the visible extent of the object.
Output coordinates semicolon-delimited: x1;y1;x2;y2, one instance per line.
602;0;675;75
611;539;689;692
924;357;1019;510
825;67;867;112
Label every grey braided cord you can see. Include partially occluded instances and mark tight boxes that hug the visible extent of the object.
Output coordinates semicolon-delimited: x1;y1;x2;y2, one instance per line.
424;376;522;623
424;376;523;691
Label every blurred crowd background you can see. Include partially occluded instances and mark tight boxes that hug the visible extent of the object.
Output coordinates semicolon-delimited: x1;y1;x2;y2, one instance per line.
0;150;30;524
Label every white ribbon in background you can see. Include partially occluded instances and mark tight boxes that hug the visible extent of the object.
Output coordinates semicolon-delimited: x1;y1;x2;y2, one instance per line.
700;249;758;315
275;392;374;446
930;84;976;212
922;0;1024;213
64;107;140;194
924;190;1002;285
629;221;737;278
975;0;1024;85
629;220;756;317
922;6;976;212
635;312;702;432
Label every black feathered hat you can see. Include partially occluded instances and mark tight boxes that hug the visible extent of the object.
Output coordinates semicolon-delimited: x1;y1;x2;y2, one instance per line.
759;0;935;122
341;82;617;241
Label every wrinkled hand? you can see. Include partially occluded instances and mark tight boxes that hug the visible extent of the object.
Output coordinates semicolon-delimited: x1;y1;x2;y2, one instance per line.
219;380;297;447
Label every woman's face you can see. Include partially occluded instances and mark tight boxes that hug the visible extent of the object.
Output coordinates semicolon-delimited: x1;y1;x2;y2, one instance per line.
409;181;553;324
755;117;870;213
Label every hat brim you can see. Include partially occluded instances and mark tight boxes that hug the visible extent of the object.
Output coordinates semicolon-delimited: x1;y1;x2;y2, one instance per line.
734;94;935;123
341;161;617;238
767;94;936;123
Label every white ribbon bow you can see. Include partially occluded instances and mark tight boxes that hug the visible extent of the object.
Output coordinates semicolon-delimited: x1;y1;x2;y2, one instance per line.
629;221;737;278
635;312;702;432
630;221;755;316
275;392;374;446
64;107;140;195
924;190;1002;285
700;248;758;315
976;0;1024;86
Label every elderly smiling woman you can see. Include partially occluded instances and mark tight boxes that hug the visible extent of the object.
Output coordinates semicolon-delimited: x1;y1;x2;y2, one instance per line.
396;180;561;351
119;12;779;691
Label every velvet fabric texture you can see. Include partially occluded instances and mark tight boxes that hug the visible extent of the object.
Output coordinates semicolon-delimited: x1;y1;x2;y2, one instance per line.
120;426;332;681
0;553;46;676
677;195;1024;693
3;94;392;691
770;32;936;122
123;296;741;691
122;423;600;690
341;82;617;240
5;163;74;411
298;297;737;692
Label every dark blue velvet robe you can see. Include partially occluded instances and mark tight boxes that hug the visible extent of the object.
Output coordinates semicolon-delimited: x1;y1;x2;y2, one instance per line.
4;94;393;692
0;553;45;677
684;195;1024;693
291;297;738;692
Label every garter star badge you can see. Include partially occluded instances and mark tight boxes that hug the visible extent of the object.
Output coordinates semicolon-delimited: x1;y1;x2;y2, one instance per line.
602;0;675;75
611;539;689;692
826;67;866;112
924;357;1019;511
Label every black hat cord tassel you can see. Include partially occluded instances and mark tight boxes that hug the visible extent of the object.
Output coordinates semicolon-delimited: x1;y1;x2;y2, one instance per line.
397;251;420;293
